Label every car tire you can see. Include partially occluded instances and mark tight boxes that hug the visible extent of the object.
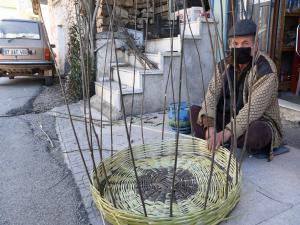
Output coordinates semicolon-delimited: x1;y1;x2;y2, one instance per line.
9;76;14;79
44;76;53;86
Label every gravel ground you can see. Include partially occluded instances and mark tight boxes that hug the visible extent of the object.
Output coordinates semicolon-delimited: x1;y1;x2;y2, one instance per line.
33;79;71;113
5;79;69;116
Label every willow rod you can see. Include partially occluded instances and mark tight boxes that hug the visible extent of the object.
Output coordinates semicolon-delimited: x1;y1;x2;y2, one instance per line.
239;0;262;168
200;0;221;209
204;0;238;197
161;0;177;141
129;0;139;137
112;39;148;216
104;6;149;214
139;0;149;145
88;1;117;205
37;1;92;185
169;0;187;216
185;13;210;135
74;0;101;193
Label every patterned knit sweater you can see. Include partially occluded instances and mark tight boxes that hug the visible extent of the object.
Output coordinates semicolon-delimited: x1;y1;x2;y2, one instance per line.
197;52;283;155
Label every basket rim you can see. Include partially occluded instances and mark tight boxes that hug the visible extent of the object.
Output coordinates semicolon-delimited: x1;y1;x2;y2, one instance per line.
90;138;242;223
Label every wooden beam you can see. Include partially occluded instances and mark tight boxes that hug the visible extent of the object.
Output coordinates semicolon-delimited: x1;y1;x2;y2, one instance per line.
269;0;280;60
31;0;40;15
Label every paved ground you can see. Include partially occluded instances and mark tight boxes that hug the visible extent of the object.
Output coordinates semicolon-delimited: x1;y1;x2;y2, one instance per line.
53;103;176;225
0;77;89;225
53;101;300;225
223;147;300;225
0;78;42;116
2;77;299;225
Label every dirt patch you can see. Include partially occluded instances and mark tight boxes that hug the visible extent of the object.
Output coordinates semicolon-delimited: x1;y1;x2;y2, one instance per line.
6;86;42;116
33;79;76;113
5;79;74;116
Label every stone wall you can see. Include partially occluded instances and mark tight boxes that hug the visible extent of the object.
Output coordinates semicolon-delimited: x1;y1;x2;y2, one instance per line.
96;0;169;32
95;32;128;81
48;0;172;74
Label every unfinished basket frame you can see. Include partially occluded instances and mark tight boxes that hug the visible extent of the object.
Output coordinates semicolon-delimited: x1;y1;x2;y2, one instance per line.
91;138;241;225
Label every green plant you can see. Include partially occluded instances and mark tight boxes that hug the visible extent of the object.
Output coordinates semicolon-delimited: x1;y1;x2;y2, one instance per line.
67;24;82;100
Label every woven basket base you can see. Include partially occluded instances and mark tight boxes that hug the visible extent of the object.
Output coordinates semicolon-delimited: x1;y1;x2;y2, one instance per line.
91;138;241;225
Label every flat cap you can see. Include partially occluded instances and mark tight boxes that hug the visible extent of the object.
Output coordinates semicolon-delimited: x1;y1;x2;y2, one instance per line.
228;19;257;37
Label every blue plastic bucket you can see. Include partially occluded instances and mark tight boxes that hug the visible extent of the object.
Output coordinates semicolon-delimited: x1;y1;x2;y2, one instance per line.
168;102;191;134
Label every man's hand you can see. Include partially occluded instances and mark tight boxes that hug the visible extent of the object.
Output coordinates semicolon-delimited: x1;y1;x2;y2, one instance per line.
205;127;215;140
207;128;232;152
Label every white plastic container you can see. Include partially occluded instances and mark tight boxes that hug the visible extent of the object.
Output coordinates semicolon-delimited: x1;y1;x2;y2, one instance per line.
175;7;204;22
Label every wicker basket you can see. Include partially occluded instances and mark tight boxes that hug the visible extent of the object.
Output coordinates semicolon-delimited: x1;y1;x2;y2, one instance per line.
91;138;241;225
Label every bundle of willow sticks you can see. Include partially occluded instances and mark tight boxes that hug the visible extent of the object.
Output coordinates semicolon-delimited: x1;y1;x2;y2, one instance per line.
38;0;263;224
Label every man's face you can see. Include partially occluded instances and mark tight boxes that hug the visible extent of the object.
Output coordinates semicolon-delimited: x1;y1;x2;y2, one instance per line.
228;35;254;49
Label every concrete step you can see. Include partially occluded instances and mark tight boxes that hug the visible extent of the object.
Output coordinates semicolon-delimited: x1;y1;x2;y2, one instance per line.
279;99;300;122
112;66;143;89
144;53;163;69
96;63;128;83
125;51;181;70
112;66;163;89
124;52;158;70
147;51;182;69
92;80;143;120
96;47;127;78
110;62;128;67
145;36;182;53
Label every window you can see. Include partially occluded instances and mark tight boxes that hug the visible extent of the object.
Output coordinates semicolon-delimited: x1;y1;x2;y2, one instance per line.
0;20;40;39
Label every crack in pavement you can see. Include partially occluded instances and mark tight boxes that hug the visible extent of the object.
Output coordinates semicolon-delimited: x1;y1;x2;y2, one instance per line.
246;177;297;225
247;178;294;207
255;203;296;225
256;188;294;207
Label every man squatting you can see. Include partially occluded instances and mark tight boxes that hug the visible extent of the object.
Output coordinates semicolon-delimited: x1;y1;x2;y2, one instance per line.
190;19;283;161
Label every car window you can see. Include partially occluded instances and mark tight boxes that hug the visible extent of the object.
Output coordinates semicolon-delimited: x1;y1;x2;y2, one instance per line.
0;21;40;40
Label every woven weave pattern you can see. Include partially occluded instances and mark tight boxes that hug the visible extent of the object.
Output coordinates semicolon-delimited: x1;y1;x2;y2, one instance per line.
91;138;241;225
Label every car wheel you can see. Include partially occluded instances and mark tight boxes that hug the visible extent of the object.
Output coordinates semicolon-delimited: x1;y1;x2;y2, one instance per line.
9;76;14;79
44;76;53;86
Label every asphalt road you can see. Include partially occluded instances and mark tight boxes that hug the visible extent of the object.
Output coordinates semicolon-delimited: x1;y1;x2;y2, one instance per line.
0;77;89;225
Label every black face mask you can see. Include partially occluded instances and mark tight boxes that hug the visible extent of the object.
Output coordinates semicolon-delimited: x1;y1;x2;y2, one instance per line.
231;47;252;64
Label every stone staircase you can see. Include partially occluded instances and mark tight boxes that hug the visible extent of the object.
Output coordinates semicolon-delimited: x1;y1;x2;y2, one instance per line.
92;19;216;120
91;47;167;120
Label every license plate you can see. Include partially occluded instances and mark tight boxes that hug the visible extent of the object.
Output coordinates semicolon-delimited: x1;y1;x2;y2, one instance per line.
2;49;29;56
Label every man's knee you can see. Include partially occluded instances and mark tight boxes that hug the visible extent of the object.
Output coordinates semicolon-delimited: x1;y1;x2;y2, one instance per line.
189;105;205;139
190;105;201;118
189;105;201;125
247;121;272;153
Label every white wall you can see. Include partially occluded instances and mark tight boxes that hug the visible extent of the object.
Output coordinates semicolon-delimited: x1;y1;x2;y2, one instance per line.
48;0;76;74
41;5;50;36
0;0;36;20
254;0;270;3
0;7;17;19
212;0;227;61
